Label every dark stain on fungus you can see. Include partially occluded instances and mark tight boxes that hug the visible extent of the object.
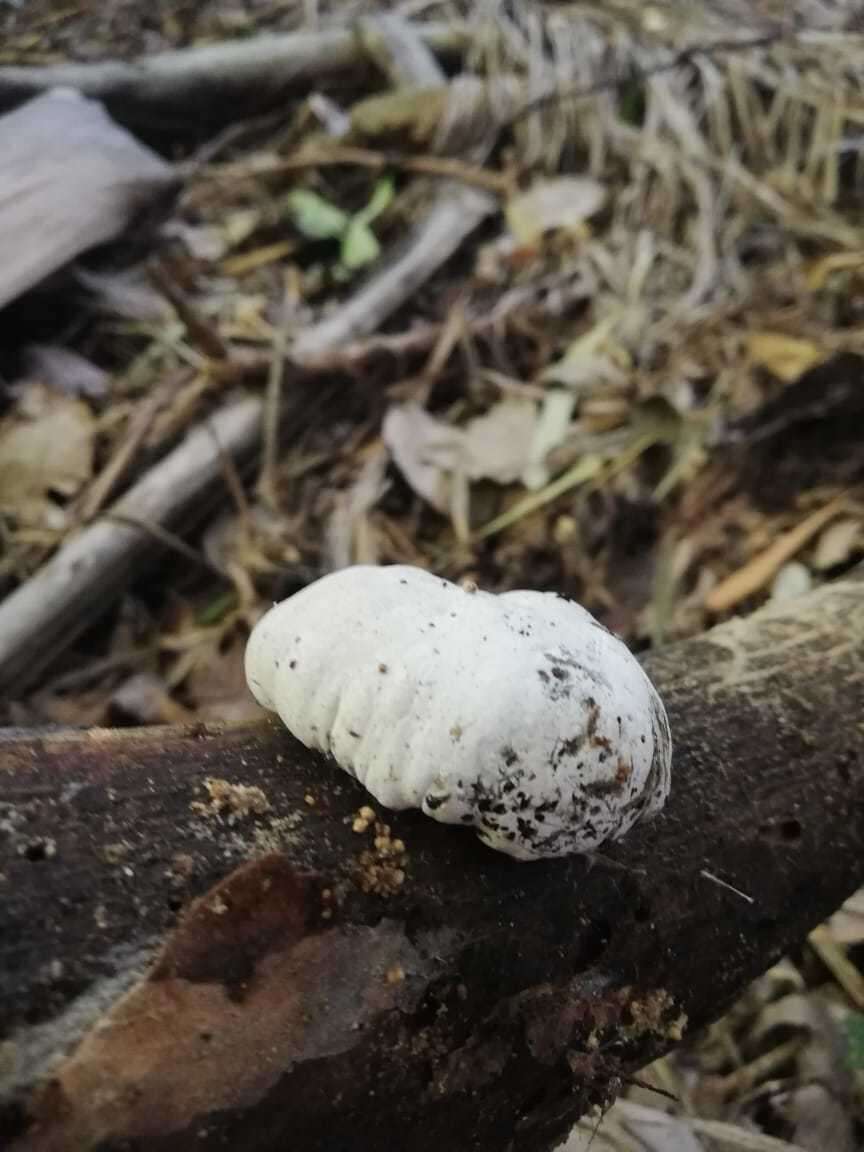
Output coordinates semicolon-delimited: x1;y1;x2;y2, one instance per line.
424;793;450;811
584;775;623;798
516;817;536;841
559;735;585;760
501;746;519;767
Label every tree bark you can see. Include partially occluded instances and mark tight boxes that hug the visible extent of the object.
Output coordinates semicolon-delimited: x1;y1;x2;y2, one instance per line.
1;574;863;1151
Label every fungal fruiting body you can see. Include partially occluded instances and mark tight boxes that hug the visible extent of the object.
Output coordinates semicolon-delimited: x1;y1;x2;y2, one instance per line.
245;565;672;861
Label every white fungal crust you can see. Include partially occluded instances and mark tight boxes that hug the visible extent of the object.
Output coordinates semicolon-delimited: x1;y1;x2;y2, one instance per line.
245;565;672;860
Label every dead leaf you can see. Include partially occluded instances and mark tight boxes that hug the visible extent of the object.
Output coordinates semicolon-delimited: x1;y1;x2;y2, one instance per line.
506;177;606;245
747;332;823;383
812;518;861;572
0;388;95;526
542;318;629;394
461;399;536;483
522;389;577;490
383;399;539;519
382;403;459;514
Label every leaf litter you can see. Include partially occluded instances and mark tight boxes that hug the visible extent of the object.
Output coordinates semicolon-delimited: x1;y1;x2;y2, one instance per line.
0;0;863;1147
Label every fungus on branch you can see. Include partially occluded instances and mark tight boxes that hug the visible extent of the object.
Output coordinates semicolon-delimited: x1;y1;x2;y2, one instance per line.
245;565;672;860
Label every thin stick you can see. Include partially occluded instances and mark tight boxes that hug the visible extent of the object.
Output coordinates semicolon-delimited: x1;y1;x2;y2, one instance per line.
213;145;513;195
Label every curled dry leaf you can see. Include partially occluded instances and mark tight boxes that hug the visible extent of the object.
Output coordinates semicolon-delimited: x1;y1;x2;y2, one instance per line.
506;176;607;246
383;399;538;515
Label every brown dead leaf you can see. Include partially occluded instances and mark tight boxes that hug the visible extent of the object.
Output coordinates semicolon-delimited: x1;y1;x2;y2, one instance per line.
0;387;95;527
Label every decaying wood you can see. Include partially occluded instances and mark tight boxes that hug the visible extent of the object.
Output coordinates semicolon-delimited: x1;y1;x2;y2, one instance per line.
1;574;862;1151
0;23;496;699
0;23;469;135
0;89;175;311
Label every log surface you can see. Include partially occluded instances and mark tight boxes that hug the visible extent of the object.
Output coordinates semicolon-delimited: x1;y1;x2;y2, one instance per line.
1;575;863;1151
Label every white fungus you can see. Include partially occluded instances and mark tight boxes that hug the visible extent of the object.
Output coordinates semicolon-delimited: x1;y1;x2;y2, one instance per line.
245;565;672;861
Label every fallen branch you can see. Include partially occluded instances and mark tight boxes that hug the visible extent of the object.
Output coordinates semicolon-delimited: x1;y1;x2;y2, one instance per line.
0;22;497;696
1;574;862;1150
0;22;469;132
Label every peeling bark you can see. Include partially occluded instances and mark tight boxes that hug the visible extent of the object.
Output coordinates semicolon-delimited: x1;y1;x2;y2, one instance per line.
1;575;863;1151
